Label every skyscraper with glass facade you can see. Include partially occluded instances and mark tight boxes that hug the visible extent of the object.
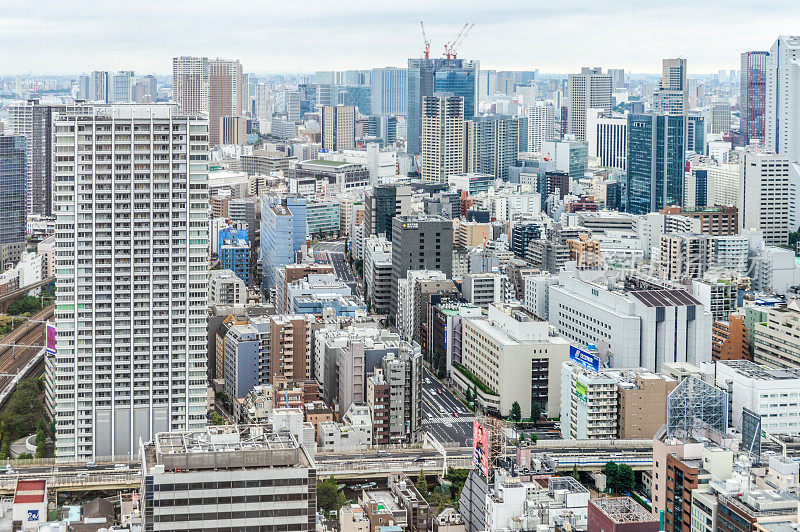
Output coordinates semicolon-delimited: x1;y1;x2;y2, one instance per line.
740;51;768;147
406;58;479;155
625;113;687;215
0;135;27;268
371;67;407;116
261;196;307;291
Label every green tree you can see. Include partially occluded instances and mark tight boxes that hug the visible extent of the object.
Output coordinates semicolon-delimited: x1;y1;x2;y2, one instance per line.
317;477;346;514
530;402;544;425
471;384;478;402
464;387;472;403
7;296;41;316
617;464;636;494
17;452;32;460
571;464;580;481
416;468;428;496
209;411;226;425
510;401;522;422
603;461;619;493
529;433;537;444
1;379;46;442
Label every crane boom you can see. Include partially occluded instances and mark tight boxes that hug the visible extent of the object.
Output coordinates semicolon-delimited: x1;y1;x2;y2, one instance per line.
420;21;430;59
449;22;474;60
443;23;468;60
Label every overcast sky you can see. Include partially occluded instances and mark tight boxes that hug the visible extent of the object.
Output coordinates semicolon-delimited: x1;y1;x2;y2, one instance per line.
2;0;800;75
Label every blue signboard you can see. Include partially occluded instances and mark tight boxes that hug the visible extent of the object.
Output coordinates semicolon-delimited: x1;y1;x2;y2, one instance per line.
570;345;599;372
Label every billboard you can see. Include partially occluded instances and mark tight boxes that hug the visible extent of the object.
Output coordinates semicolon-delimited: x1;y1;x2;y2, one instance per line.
472;420;489;477
575;381;588;402
45;322;56;355
570;345;600;372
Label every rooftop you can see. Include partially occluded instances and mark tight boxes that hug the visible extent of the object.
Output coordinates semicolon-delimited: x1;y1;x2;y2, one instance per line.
14;479;46;504
590;497;657;524
629;289;701;307
719;360;800;380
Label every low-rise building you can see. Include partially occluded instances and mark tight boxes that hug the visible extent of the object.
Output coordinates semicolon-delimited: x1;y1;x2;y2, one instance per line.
752;301;800;369
209;269;247;306
455;304;570;418
588;498;659;532
462;273;508;308
141;426;316;531
716;360;800;436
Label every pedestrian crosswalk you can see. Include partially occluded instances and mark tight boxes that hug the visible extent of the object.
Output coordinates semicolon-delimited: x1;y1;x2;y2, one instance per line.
423;414;475;425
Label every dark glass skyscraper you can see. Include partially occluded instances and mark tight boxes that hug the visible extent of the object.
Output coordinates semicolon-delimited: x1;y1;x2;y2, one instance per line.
0;135;27;266
625;114;686;215
740;51;768;146
406;57;479;155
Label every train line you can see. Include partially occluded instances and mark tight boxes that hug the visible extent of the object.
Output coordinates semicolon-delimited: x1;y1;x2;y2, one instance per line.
0;304;55;390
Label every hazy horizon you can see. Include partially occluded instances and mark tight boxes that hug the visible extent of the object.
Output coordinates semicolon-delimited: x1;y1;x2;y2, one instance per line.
2;0;799;75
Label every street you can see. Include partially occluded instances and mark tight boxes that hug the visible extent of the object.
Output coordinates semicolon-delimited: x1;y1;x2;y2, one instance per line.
421;368;476;446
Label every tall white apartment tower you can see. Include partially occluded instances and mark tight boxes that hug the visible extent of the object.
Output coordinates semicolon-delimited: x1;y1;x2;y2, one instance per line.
567;67;612;141
172;56;210;115
420;94;465;183
585;108;627;170
525;101;555;152
738;148;790;245
50;105;210;460
766;36;800;163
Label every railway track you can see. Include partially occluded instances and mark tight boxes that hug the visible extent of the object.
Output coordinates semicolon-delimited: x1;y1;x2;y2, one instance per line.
0;304;55;389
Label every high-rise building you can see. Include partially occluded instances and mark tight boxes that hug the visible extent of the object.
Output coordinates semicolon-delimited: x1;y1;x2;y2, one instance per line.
525;101;556;153
389;215;453;320
740;51;768;146
607;68;626;90
738;148;790;245
653;58;688;115
585;108;627;169
766;36;800;162
77;75;90;100
90;70;109;102
370;67;407;116
567;67;612;141
321;105;356;151
406;57;479;155
8;99;91;215
0;135;27;268
709;101;731;134
111;70;134;103
261;197;307;291
625;113;687;215
464;115;519;180
269;315;311;383
172;56;210;115
209;58;245;146
51;105;209;460
364;184;412;240
420;94;464;183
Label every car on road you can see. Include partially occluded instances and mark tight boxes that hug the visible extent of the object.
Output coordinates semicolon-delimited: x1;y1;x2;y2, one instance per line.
77;472;90;477
764;450;776;456
4;469;15;475
114;463;129;470
376;450;387;456
453;411;459;417
86;461;96;468
413;456;426;462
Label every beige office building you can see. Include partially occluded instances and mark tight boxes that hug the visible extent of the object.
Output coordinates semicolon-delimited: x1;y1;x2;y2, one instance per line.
321;105;356;151
420;95;465;183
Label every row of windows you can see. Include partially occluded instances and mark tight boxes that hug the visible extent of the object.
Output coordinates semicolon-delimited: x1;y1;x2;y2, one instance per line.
153;492;308;507
152;477;308;491
153;507;308;523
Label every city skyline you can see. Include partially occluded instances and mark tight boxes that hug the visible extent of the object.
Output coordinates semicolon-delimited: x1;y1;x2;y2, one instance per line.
3;1;800;74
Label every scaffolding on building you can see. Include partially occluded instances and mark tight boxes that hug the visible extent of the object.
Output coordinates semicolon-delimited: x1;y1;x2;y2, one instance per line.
666;376;728;437
591;497;656;524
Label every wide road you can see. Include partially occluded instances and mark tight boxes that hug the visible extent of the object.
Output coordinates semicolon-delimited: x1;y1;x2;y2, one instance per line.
421;368;476;446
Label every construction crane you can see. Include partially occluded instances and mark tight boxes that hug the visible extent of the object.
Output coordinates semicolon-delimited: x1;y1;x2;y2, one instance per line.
443;22;474;61
420;21;430;59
